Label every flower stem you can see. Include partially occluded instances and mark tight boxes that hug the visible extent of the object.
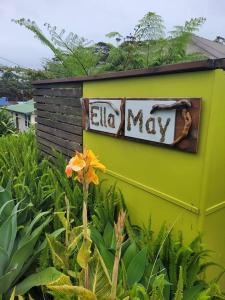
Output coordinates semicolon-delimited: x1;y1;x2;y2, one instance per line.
110;210;126;300
83;183;90;290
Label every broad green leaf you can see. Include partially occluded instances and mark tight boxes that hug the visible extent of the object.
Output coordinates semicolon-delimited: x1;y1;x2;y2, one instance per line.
0;266;17;293
123;241;137;269
127;247;147;287
15;267;66;295
68;225;83;253
24;210;51;236
0;202;19;254
47;285;97;300
46;234;68;269
0;198;14;222
103;222;115;249
89;248;112;299
1;218;50;292
90;225;114;273
183;283;207;300
55;211;69;230
90;225;105;249
77;236;92;269
0;246;9;277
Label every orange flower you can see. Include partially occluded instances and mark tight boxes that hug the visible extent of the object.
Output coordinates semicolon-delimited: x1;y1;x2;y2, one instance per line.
69;152;86;172
85;167;99;185
65;165;73;178
65;148;106;185
85;149;106;171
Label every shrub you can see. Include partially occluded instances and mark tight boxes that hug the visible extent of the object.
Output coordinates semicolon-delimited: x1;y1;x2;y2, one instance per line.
0;108;16;137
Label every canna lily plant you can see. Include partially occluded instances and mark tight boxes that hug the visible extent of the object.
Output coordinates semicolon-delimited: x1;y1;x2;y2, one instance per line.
16;149;126;300
65;148;106;289
44;149;127;299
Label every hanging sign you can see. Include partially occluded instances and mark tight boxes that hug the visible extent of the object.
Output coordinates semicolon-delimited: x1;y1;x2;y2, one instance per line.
82;98;201;153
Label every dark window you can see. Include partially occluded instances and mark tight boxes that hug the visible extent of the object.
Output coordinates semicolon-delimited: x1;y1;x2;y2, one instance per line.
16;113;19;129
25;115;31;127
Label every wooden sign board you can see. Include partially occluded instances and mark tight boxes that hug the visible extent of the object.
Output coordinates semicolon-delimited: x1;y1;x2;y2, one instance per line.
82;98;201;153
89;99;122;135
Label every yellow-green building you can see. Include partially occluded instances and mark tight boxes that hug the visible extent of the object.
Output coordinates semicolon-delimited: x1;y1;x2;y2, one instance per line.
81;59;225;284
33;59;225;286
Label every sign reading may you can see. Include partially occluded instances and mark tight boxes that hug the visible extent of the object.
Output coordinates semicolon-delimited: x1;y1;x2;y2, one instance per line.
82;98;201;153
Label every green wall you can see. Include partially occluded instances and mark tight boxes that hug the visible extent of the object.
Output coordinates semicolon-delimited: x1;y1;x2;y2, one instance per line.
83;69;225;283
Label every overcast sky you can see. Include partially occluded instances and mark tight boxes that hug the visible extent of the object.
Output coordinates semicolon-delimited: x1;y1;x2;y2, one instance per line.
0;0;225;69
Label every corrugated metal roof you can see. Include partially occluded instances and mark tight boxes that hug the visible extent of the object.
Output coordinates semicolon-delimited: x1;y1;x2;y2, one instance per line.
6;100;34;114
187;35;225;59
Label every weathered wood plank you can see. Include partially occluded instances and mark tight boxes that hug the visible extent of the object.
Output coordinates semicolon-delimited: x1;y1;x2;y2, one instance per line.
38;142;71;161
36;110;82;126
34;96;81;107
36;117;82;135
35;102;82;116
37;130;81;151
38;143;58;158
37;136;80;157
37;123;82;143
34;88;82;98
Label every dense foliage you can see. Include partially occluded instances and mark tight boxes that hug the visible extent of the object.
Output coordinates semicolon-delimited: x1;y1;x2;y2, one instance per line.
13;13;206;78
0;108;16;137
0;66;48;101
0;132;224;299
0;131;88;220
0;186;51;299
0;13;207;101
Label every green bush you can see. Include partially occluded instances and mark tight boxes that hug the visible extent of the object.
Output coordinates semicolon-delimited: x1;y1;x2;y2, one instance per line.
1;131;224;299
0;131;89;223
0;109;16;137
0;186;51;300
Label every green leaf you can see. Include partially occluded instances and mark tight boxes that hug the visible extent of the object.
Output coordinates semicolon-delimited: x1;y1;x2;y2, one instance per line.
15;267;64;295
89;248;112;299
67;225;83;254
0;217;50;293
103;222;115;249
55;211;69;230
127;247;147;287
48;285;97;300
0;202;19;259
183;283;207;300
24;210;51;236
0;188;14;221
123;241;137;269
9;287;16;300
174;266;183;300
0;266;18;293
77;236;92;269
46;234;68;269
90;226;114;273
0;246;9;277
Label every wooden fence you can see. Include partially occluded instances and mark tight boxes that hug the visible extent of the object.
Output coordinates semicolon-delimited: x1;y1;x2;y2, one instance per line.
33;82;83;159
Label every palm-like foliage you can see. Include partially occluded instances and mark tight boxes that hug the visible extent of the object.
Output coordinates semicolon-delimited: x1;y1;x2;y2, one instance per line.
0;186;51;299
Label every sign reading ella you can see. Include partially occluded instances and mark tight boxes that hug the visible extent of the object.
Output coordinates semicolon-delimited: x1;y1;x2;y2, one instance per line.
89;99;122;135
83;97;201;153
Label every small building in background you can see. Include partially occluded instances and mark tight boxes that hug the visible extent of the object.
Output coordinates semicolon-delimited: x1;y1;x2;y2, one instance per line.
6;100;35;132
187;35;225;58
